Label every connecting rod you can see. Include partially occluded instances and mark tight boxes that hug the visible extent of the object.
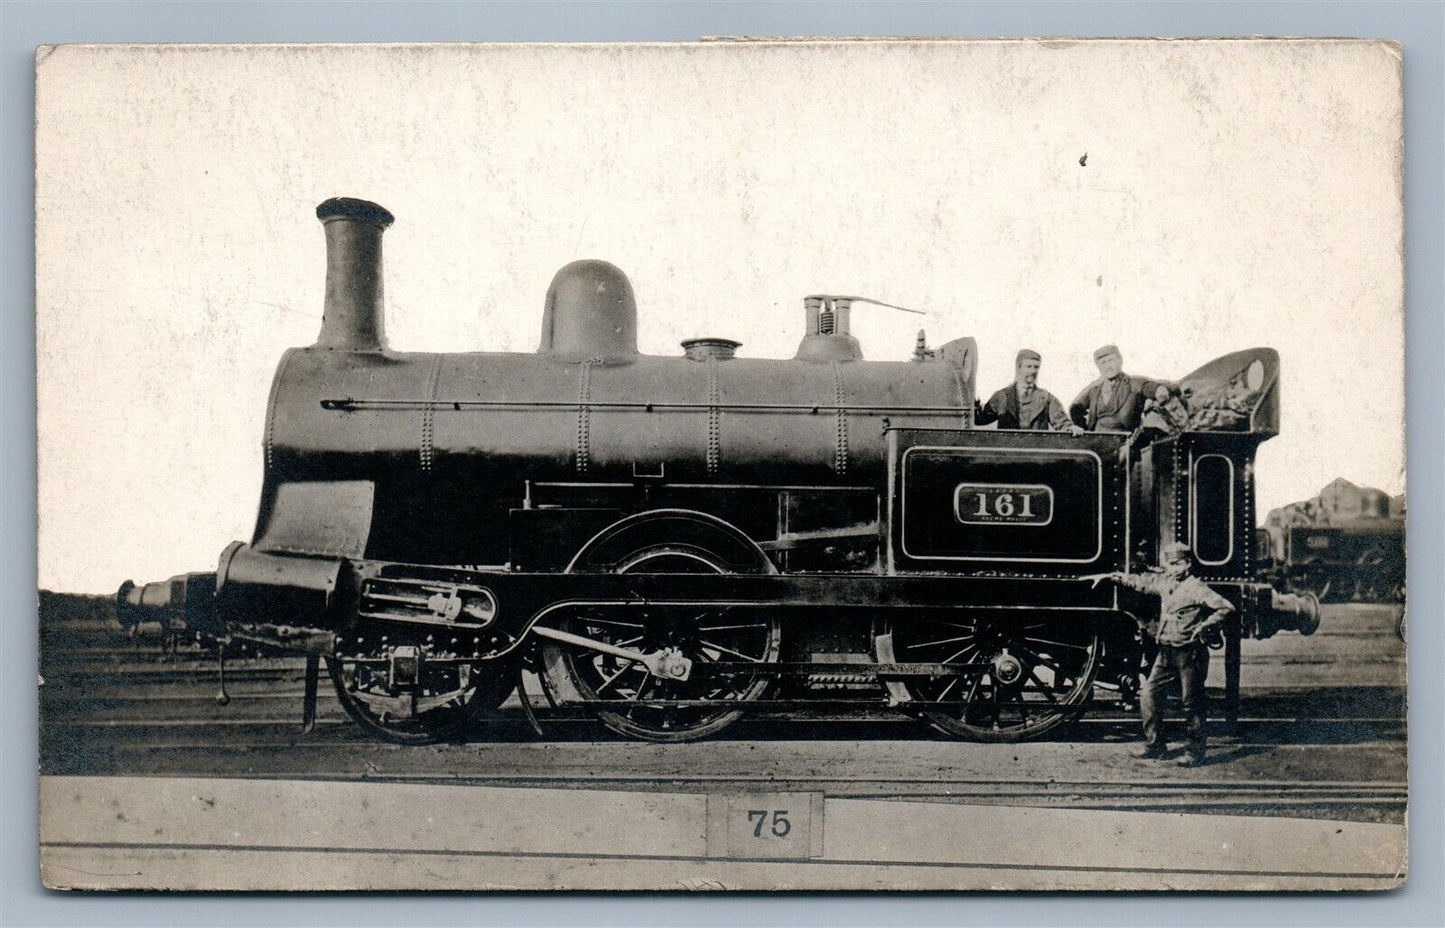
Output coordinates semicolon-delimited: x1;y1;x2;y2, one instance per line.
532;626;692;682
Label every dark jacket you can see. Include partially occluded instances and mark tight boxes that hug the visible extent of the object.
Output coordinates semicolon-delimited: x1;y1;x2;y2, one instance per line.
1070;374;1158;431
976;385;1072;431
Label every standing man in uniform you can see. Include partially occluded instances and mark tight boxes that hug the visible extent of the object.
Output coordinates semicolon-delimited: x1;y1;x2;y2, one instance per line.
975;349;1084;434
1096;542;1235;766
1072;343;1152;431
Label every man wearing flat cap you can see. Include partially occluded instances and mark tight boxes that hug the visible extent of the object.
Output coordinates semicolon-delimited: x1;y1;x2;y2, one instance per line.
1071;344;1158;432
1097;542;1236;767
975;349;1084;434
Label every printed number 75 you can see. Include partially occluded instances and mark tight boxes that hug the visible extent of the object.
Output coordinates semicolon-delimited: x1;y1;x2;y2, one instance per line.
747;810;791;838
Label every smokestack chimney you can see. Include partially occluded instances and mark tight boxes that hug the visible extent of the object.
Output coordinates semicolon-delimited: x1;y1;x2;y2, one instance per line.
315;197;394;351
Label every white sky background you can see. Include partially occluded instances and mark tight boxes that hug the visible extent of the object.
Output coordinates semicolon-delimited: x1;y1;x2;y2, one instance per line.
36;40;1404;593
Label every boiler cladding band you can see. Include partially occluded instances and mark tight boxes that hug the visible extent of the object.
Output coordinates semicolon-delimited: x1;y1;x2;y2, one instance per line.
320;398;971;415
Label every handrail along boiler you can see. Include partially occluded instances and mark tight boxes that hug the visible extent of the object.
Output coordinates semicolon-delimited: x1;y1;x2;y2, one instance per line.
118;197;1320;744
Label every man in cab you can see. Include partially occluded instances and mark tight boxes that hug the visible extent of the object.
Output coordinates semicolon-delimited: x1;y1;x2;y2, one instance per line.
975;349;1084;434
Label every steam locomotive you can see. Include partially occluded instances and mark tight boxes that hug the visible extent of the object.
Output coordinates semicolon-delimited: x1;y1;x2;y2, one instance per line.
118;198;1320;744
1256;490;1406;604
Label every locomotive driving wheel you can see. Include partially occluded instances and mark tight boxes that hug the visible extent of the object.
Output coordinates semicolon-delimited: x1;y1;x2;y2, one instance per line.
328;647;518;745
540;527;781;743
873;612;1101;743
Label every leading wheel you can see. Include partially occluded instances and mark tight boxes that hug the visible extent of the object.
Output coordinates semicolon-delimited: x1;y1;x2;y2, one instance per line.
874;612;1101;743
540;546;781;742
328;650;518;745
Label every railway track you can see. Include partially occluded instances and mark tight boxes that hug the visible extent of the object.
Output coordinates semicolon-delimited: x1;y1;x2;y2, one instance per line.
41;687;1408;730
40;595;1408;824
40;597;1407;737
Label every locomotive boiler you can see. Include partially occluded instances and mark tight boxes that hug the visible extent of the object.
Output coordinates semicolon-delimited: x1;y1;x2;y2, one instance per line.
118;197;1320;744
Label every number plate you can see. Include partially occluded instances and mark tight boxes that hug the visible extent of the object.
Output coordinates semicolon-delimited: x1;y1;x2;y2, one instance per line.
954;483;1054;525
705;793;824;860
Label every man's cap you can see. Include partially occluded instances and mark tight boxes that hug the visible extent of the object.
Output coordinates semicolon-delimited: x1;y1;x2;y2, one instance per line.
1015;348;1041;366
1161;541;1192;561
1093;344;1121;361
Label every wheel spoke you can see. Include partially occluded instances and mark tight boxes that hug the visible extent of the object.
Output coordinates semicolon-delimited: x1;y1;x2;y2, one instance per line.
1026;668;1059;704
695;639;766;662
916;620;977;633
581;617;646;630
951;643;981;666
691;650;732;701
594;659;642;696
695;622;771;632
1021;636;1092;652
626;675;657;718
905;635;976;650
963;670;983;707
940;643;976;664
1011;641;1064;673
